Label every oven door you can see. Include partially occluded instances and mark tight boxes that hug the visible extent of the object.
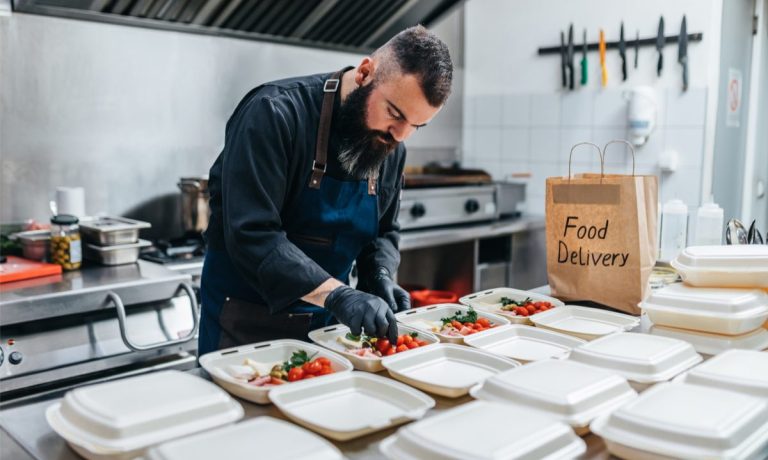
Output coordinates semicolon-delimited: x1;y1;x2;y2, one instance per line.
0;290;199;403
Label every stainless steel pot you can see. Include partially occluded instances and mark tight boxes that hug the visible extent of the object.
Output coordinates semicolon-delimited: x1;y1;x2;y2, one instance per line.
178;177;210;234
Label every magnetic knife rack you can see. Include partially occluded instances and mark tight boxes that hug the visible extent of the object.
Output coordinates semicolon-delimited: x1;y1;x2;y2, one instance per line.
537;33;703;55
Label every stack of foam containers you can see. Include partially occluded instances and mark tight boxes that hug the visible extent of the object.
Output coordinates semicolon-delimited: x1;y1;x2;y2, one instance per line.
641;246;768;356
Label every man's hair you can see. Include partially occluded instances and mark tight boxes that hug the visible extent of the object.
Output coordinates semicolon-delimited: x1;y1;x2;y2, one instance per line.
373;25;453;107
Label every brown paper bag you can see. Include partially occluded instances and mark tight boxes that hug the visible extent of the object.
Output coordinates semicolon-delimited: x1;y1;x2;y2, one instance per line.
545;141;658;315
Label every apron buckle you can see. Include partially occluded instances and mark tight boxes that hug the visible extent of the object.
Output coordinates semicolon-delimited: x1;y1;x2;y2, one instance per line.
323;79;340;92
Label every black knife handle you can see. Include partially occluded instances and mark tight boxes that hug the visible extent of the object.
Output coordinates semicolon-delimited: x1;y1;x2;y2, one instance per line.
568;64;575;89
682;60;689;91
622;58;627;81
657;53;663;76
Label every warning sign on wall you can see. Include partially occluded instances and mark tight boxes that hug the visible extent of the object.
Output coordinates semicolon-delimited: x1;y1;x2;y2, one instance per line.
726;68;742;128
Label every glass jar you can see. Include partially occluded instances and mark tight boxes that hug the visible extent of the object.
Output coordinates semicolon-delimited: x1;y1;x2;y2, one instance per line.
50;214;82;270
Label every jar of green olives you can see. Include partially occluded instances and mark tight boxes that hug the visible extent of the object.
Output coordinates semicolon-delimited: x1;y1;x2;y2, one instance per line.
50;214;82;270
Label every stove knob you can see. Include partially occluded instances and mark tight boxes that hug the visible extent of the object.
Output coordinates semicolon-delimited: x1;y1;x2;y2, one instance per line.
410;203;426;218
8;351;22;365
465;198;480;214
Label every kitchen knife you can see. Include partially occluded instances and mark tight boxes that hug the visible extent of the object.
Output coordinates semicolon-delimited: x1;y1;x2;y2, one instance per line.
678;15;689;91
634;30;639;68
580;29;588;85
560;30;567;88
656;16;665;76
619;22;627;81
599;29;607;87
567;24;575;90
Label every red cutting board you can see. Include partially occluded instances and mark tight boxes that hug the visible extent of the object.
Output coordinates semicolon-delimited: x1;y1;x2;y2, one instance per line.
0;256;63;284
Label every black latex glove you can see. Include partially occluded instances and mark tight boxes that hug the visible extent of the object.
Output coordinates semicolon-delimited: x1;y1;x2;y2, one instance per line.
324;285;398;343
360;267;411;313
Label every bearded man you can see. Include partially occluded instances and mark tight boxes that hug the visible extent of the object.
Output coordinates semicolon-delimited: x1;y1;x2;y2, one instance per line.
198;25;453;355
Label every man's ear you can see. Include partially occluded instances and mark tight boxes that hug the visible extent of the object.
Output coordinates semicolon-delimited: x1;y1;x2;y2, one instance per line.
355;57;376;86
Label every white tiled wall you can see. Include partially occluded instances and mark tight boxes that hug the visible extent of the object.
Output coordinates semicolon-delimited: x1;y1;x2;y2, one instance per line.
463;88;707;214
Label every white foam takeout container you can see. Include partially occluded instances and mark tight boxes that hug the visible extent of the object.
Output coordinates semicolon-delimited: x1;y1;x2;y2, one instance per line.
529;305;640;340
144;417;343;460
568;332;702;392
470;359;637;435
671;245;768;288
308;323;439;372
463;324;585;363
45;370;244;460
591;382;768;460
675;349;768;399
641;284;768;335
380;400;586;460
395;303;509;344
649;323;768;356
199;339;354;404
458;287;565;324
380;343;520;398
267;371;434;441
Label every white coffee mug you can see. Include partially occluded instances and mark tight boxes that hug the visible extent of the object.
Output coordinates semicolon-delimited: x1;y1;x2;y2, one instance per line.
55;186;86;218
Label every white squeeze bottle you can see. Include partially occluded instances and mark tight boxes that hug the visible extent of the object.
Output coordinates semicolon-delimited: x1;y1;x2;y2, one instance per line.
694;197;724;245
659;199;688;262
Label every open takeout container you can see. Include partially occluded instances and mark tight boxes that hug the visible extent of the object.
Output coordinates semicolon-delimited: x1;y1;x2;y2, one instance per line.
395;303;509;344
459;287;565;324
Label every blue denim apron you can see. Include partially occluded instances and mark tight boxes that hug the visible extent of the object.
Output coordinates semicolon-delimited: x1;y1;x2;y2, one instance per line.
198;71;378;355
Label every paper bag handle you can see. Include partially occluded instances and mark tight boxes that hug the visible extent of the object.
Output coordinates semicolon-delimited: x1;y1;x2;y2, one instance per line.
603;139;636;176
568;142;604;180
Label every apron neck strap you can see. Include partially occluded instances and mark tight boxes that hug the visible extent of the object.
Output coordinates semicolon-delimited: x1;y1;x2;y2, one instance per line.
309;70;343;190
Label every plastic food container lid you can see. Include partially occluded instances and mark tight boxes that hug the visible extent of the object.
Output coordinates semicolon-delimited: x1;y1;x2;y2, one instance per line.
530;305;640;340
80;216;151;232
381;343;520;398
649;324;768;356
642;284;768;315
591;382;768;459
677;349;768;399
463;324;585;362
395;303;510;344
145;417;343;460
199;339;354;405
673;245;768;270
267;371;434;441
380;400;586;460
568;332;702;385
470;359;637;430
307;323;439;373
458;287;565;324
45;370;243;454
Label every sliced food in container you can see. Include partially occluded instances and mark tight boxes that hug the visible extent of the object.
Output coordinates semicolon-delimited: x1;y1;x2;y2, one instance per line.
459;287;564;324
676;349;768;399
198;339;354;404
145;417;343;460
671;245;768;288
641;284;768;335
380;400;586;460
45;370;243;460
395;303;509;344
267;371;434;441
381;343;520;398
530;305;640;340
649;323;768;356
463;324;585;362
308;323;439;372
591;382;768;460
568;332;702;391
470;359;637;435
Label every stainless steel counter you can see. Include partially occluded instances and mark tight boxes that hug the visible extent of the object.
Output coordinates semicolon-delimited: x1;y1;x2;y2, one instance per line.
399;215;545;251
0;367;612;460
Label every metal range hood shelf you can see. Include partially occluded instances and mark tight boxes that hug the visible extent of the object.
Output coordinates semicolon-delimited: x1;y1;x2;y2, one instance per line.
12;0;462;53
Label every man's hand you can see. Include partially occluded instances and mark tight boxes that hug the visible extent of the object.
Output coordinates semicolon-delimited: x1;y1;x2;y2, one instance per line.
324;285;398;343
360;267;411;313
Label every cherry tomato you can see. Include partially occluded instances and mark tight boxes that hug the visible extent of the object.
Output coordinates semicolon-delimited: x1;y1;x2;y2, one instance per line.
452;320;462;329
396;335;405;346
302;361;322;375
403;334;414;345
526;305;536;315
407;340;419;349
319;365;333;375
287;367;305;382
316;357;331;366
416;340;429;347
477;318;491;328
376;339;391;353
396;344;409;353
385;347;396;356
515;307;529;316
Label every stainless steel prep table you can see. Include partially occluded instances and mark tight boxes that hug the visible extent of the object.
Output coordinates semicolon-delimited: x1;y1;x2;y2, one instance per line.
0;367;612;460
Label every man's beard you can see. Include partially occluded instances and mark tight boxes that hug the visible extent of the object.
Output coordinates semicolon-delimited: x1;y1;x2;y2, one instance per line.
336;82;399;180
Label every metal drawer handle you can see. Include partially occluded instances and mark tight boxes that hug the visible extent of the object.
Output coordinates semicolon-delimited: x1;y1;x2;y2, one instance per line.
111;283;200;352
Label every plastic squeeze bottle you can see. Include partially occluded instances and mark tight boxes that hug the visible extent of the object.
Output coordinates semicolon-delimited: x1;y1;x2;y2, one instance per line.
693;197;724;246
659;199;688;262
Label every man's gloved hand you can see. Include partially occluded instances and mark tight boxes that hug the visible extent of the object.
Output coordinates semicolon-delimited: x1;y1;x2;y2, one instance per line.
359;267;411;313
324;285;398;343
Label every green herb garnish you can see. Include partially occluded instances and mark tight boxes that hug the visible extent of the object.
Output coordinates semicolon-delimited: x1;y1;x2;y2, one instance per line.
281;350;318;371
441;307;478;325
